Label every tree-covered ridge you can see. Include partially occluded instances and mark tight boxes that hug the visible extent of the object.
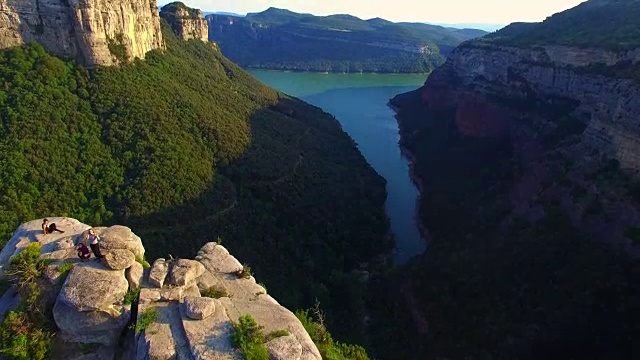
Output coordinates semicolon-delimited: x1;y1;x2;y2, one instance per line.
483;0;640;51
207;8;487;73
0;23;391;348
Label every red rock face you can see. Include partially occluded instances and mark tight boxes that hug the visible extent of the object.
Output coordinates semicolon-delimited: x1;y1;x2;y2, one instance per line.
420;68;455;111
454;92;510;138
422;80;510;139
421;62;510;139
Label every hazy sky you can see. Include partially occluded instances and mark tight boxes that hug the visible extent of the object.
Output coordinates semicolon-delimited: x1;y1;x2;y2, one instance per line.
160;0;586;24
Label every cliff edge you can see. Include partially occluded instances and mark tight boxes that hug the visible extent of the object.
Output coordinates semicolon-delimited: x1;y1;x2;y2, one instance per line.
160;2;209;42
0;218;321;360
0;0;164;66
392;23;640;251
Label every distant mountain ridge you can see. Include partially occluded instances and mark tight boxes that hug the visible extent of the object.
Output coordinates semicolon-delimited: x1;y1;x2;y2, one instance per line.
207;7;488;73
428;22;505;32
204;11;245;17
483;0;640;50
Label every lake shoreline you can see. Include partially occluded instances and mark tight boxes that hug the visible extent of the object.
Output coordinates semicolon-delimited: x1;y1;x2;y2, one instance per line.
248;67;432;76
250;69;427;262
388;99;431;245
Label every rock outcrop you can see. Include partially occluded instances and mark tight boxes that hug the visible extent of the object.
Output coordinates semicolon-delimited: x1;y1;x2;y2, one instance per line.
103;248;136;270
148;258;169;288
0;217;90;274
137;241;322;360
182;296;216;320
160;2;209;42
0;218;144;348
0;219;321;359
53;262;131;346
0;0;164;66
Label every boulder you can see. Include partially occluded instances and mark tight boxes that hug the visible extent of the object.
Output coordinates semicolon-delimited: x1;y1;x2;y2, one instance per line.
265;335;303;360
103;249;135;270
53;300;131;346
169;259;205;286
196;270;218;292
93;225;145;260
149;258;169;288
126;261;144;289
182;296;216;320
184;284;201;298
197;244;243;273
56;262;128;312
160;286;184;302
139;288;161;305
53;261;131;346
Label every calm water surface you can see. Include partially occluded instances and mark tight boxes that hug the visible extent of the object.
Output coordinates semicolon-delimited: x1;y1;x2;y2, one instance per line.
250;70;426;264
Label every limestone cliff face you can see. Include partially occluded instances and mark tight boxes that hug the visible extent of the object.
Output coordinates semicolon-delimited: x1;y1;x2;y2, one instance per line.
393;40;640;253
160;3;208;42
421;42;640;170
0;218;321;360
0;0;164;66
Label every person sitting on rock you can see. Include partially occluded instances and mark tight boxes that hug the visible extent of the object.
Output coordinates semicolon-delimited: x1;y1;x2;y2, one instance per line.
42;218;64;235
75;241;91;261
83;228;104;261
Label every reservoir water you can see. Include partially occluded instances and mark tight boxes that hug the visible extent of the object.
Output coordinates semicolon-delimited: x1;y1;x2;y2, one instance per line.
249;70;426;263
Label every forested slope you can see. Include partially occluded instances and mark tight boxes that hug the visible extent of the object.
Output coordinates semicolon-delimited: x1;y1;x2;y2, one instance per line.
0;24;391;346
483;0;640;50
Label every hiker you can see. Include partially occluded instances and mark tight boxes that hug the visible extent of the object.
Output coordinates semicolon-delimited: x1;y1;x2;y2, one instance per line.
42;218;64;234
75;241;91;261
84;228;104;260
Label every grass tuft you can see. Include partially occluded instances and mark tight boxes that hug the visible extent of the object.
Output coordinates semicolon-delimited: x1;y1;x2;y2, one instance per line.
201;286;229;299
135;308;159;334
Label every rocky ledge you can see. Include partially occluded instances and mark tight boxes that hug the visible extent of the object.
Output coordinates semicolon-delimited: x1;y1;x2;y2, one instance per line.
0;218;320;360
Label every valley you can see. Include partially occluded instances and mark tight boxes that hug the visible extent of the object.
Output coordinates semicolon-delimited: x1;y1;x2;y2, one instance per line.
249;70;427;263
1;0;640;359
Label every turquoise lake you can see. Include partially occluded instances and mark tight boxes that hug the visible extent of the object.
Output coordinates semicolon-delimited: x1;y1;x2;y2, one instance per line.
249;70;427;263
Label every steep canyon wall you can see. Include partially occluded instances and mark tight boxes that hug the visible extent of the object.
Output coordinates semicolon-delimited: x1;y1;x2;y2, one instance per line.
0;0;164;66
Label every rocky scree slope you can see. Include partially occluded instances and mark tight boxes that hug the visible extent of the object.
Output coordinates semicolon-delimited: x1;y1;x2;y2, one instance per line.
0;0;164;66
0;218;320;360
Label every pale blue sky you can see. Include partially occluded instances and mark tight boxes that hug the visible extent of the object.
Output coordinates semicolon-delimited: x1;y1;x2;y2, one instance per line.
160;1;585;24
